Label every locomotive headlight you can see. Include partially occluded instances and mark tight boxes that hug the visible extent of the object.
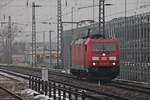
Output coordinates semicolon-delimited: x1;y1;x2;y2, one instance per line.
102;53;106;56
92;57;99;60
109;57;116;60
112;62;116;65
92;62;96;66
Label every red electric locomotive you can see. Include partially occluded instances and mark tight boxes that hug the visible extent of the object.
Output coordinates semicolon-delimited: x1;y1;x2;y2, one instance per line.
70;34;120;80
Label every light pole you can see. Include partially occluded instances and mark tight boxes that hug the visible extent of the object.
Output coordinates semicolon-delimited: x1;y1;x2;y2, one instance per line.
72;7;74;35
43;32;46;65
7;16;12;64
124;0;127;63
49;30;54;68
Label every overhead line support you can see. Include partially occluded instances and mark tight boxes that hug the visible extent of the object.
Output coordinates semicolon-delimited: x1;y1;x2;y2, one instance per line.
57;0;63;68
32;2;37;67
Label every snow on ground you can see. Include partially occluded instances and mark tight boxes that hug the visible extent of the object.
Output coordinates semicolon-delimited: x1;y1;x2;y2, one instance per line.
21;89;71;100
34;95;52;100
21;89;52;100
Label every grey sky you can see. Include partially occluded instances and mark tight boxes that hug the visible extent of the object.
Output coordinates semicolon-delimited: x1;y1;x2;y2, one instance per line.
0;0;149;42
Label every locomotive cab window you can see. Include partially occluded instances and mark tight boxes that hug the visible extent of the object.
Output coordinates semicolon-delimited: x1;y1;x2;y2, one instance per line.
92;42;116;52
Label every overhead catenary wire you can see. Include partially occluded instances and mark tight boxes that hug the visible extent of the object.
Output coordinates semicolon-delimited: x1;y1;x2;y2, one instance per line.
1;3;149;29
1;0;150;33
94;4;150;21
39;1;150;23
0;0;15;9
2;0;149;24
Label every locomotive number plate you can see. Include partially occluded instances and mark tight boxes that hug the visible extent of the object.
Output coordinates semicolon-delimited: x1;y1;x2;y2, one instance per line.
101;57;107;60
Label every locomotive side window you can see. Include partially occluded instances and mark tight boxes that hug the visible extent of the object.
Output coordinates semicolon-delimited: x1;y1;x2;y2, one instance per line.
92;42;116;52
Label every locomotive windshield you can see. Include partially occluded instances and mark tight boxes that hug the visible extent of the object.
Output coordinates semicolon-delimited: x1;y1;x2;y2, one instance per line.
92;42;116;52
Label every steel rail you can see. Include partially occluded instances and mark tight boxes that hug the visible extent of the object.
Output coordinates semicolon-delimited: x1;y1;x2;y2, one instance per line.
0;66;129;100
109;80;150;95
1;65;150;95
0;85;25;100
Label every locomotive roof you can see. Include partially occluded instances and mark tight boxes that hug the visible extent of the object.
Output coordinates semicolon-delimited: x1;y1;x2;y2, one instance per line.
82;34;110;39
74;38;86;44
71;34;114;45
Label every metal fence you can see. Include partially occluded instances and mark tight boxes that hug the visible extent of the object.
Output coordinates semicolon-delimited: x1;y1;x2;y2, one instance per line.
29;76;108;100
105;12;150;82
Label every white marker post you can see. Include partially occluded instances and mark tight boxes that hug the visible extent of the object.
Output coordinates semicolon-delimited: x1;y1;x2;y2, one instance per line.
98;80;101;86
42;65;48;81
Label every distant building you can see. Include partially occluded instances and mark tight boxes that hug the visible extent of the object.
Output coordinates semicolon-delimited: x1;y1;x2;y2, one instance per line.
23;42;57;67
3;41;58;67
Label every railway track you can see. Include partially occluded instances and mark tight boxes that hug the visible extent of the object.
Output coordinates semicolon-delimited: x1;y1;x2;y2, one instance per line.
0;85;25;100
0;65;150;100
109;80;150;95
0;65;129;100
